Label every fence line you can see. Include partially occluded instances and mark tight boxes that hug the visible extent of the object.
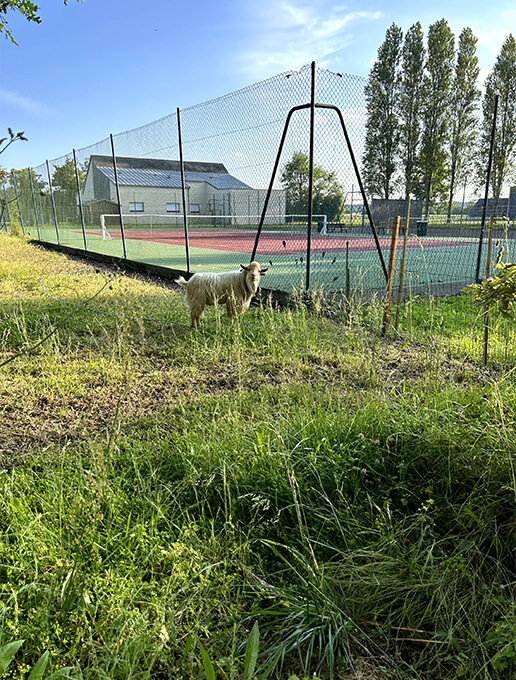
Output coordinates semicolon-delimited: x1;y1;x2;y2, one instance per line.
1;63;515;348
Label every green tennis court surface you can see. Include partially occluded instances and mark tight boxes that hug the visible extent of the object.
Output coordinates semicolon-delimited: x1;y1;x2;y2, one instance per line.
31;224;510;296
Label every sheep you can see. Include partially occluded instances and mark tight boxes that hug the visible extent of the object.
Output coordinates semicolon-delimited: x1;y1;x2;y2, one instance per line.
176;261;268;327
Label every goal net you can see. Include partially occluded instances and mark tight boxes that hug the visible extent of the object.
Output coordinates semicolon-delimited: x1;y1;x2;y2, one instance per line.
99;213;328;239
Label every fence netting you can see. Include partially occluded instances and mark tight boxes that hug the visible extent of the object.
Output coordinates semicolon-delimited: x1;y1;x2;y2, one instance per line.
1;63;514;320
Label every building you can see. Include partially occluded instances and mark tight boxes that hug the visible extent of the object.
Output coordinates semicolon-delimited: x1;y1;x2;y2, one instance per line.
80;155;286;225
468;187;516;221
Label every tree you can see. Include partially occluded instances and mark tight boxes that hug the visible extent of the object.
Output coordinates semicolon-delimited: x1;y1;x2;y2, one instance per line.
280;151;345;222
0;0;81;44
52;157;85;223
399;22;425;203
362;22;403;199
9;167;45;228
418;19;455;216
447;28;480;222
478;34;516;214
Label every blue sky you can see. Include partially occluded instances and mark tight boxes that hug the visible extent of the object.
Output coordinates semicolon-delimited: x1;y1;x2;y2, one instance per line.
0;0;514;170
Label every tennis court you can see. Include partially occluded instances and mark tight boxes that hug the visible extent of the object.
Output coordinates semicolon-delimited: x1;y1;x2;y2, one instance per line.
33;223;500;297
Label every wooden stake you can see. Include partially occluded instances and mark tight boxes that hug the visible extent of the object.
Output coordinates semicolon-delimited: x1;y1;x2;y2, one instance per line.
395;197;411;331
382;215;401;336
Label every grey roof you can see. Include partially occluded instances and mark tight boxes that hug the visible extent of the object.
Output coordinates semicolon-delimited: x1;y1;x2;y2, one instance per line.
95;165;251;190
90;155;228;174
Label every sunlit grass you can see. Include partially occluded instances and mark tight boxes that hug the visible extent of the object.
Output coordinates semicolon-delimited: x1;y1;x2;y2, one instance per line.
0;232;515;679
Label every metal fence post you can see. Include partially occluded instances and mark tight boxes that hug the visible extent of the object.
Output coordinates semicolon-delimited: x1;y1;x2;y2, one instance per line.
110;134;127;260
177;107;190;273
46;160;60;245
475;94;499;283
11;171;25;235
28;168;41;240
73;149;87;251
306;61;316;291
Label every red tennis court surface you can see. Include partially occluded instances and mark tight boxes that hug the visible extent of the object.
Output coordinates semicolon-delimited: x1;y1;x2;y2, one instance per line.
91;229;474;256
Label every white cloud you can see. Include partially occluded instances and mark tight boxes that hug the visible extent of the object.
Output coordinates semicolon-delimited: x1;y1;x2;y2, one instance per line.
238;2;382;78
474;27;511;53
0;88;56;117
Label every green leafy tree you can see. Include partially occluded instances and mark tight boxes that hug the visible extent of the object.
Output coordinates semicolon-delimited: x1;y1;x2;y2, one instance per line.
0;0;81;44
52;157;85;223
362;22;403;199
9;167;44;228
399;22;425;203
447;28;480;222
280;151;345;222
418;19;455;216
478;34;516;214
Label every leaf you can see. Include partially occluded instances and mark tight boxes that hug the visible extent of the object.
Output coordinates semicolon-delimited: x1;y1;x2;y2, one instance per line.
198;640;217;680
26;651;50;680
0;640;25;675
243;621;260;680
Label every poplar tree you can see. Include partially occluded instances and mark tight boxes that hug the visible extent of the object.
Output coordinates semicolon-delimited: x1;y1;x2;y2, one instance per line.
479;34;516;213
399;22;425;203
418;19;455;216
362;22;403;199
447;27;480;222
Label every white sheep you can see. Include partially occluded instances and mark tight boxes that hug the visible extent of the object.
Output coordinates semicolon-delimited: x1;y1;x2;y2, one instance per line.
176;261;268;327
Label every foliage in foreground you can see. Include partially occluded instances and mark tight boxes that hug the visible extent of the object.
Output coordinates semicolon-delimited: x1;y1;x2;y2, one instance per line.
0;233;515;679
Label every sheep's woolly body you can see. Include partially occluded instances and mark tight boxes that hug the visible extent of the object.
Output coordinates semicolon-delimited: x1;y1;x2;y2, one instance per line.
176;261;267;327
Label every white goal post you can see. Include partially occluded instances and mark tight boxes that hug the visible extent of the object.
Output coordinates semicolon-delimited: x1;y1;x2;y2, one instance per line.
99;213;328;239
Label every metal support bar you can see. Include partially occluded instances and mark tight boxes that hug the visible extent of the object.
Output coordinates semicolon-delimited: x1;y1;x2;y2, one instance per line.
476;94;498;284
46;160;60;245
28;168;41;240
251;101;388;282
73;149;87;251
177;107;191;273
110;134;127;259
306;61;316;291
251;103;309;261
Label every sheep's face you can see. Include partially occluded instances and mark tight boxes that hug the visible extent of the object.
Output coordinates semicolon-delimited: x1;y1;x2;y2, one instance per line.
241;262;268;294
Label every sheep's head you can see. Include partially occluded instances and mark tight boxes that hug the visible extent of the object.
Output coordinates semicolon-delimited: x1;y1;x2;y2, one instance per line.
240;261;268;294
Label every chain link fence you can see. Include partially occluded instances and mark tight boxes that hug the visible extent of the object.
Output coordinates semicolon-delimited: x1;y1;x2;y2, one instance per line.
1;62;515;358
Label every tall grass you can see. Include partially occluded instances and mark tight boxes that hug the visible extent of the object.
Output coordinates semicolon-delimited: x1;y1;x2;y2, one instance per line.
0;233;515;679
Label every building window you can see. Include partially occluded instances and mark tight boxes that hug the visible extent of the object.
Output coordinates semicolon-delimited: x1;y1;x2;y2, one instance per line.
190;204;200;213
167;203;180;213
129;202;144;212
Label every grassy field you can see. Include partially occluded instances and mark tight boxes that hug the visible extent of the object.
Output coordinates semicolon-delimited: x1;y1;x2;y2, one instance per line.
0;233;515;680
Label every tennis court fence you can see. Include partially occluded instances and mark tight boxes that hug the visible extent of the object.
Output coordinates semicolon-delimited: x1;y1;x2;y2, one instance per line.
2;62;515;354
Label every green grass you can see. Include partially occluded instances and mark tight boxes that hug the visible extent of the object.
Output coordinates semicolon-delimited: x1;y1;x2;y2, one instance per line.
0;232;515;679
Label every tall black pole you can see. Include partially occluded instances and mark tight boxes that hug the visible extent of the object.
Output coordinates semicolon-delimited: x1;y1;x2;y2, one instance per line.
110;134;127;259
73;149;87;251
475;94;499;283
306;61;316;292
46;160;60;245
177;107;191;273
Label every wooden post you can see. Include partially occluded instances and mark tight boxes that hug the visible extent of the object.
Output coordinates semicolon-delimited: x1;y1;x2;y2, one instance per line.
395;197;411;331
382;215;401;336
483;215;495;366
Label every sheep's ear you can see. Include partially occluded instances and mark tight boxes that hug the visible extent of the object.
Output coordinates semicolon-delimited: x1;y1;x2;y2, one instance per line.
240;264;249;271
260;268;268;275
